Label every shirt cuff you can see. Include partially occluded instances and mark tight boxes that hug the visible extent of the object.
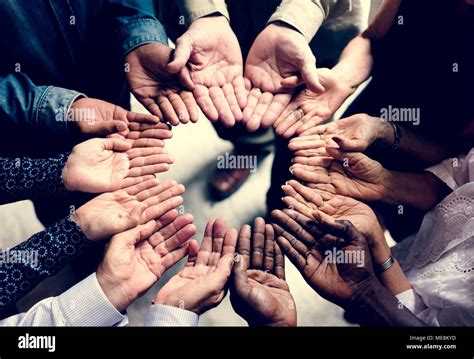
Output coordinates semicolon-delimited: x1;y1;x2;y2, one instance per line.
268;0;326;42
57;273;127;327
177;0;229;24
35;86;83;136
396;289;427;316
144;304;199;327
116;18;168;59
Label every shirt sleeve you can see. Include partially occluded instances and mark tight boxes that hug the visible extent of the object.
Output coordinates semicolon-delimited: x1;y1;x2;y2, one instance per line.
143;304;199;326
0;217;93;308
425;149;473;190
0;152;70;205
103;0;168;58
0;73;83;136
0;273;127;326
177;0;229;24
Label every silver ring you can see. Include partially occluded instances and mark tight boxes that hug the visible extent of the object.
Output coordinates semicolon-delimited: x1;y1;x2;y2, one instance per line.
296;108;304;118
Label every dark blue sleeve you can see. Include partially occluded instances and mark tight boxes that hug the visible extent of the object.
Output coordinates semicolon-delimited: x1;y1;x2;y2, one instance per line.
0;217;92;308
0;152;70;205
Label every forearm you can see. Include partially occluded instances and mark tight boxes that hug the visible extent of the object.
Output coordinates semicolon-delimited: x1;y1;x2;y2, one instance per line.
0;152;70;204
0;217;93;308
349;279;426;327
382;170;450;210
332;35;373;90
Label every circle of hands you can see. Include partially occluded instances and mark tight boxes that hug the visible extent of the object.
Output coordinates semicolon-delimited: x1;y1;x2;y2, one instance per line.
62;15;400;326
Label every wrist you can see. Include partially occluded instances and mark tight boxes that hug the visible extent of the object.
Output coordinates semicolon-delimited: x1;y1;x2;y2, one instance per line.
97;268;135;313
380;169;398;204
376;119;395;144
348;275;384;311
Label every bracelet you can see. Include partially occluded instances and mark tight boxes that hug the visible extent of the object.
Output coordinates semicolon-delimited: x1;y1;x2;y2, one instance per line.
388;122;401;152
375;255;394;274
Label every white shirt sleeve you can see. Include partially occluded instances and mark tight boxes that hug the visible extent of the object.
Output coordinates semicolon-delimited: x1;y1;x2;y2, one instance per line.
1;273;127;327
144;304;199;327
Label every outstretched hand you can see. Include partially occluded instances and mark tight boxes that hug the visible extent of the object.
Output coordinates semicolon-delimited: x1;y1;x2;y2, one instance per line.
230;217;296;326
154;218;237;314
97;210;196;312
62;138;174;193
167;15;247;128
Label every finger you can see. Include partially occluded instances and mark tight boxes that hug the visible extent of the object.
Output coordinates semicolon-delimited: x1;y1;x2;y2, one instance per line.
154;209;179;232
128;163;171;176
104;138;132;152
281;184;309;205
193;85;219;121
178;67;195;90
292;156;333;167
161;242;190;270
208;217;227;266
195;219;216;266
263;224;275;273
130;138;165;148
129;154;174;168
185;239;200;267
251;217;265;270
301;62;325;94
127;146;168;159
275;229;308;270
156;223;197;254
281;197;314;218
274;106;302;137
148;213;194;247
135;179;174;201
209;86;235;127
210;253;235;290
236;224;251;271
282;208;324;239
127;128;173;140
143;184;185;206
167;35;192;74
142;196;184;223
288;138;326;151
273;241;286;280
246;92;272;132
295;117;327;135
288;180;324;206
223;83;242;121
261;93;291;129
297;123;329;137
120;175;155;189
223;228;238;257
290;166;331;184
242;88;260;124
331;136;367;152
180;91;199;123
233;76;248;109
280;74;303;89
271;209;317;247
168;93;190;124
123;177;160;195
139;98;164;119
126;110;160;124
157;96;180;126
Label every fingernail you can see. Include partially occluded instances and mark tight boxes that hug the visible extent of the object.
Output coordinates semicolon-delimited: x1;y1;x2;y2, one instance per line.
290;158;295;163
289;167;293;174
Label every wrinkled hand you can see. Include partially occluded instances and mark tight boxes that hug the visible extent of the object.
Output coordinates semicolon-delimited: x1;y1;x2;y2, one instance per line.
271;208;375;309
167;15;247;127
289;147;389;201
274;68;354;138
154;218;237;314
230;217;296;327
71;178;185;241
62;138;174;193
280;180;388;259
69;97;160;137
97;211;196;312
296;114;391;151
242;23;324;132
125;42;199;125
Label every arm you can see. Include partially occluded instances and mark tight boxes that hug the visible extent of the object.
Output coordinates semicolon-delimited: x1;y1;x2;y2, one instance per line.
0;73;82;136
176;0;229;24
0;274;126;327
0;217;93;308
0;153;69;205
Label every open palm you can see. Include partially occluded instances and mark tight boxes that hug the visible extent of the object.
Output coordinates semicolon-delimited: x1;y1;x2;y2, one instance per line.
230;218;296;326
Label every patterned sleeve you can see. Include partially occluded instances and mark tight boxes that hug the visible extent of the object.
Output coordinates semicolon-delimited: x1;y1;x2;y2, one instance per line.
0;152;70;204
0;216;93;308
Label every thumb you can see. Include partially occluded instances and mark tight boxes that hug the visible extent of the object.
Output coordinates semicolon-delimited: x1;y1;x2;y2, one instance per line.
167;35;192;74
231;255;251;291
300;61;325;94
213;254;235;285
332;136;367;152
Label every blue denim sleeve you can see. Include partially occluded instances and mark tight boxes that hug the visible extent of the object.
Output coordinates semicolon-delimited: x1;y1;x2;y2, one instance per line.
104;0;168;59
0;73;83;136
0;152;70;205
0;217;92;308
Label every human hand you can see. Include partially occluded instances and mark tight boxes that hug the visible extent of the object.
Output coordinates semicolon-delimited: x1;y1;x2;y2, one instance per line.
230;217;296;326
274;68;354;138
167;15;247;127
296;114;393;151
281;180;389;261
71;178;185;241
242;22;324;132
69;97;160;137
154;218;237;314
62;138;174;193
125;42;199;125
97;211;196;312
271;208;375;309
289;147;389;201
